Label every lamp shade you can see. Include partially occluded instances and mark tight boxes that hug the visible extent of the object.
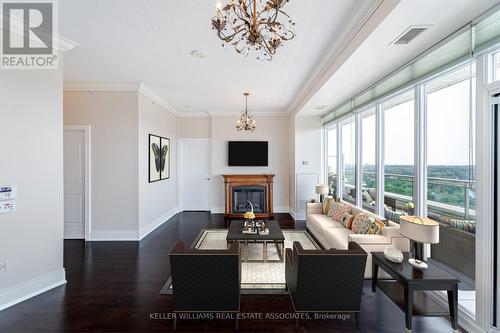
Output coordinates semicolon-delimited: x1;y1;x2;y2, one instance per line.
315;185;329;195
399;216;439;244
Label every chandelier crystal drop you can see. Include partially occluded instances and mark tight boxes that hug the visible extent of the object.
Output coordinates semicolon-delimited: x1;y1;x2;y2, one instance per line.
236;92;256;132
212;0;296;61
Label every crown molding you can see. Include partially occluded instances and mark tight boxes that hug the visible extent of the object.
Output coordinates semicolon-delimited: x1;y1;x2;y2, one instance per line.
286;0;399;116
138;83;180;116
207;111;290;117
64;81;141;92
63;81;181;116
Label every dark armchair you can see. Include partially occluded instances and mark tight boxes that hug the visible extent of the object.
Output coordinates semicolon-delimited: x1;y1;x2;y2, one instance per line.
169;240;241;330
285;241;367;330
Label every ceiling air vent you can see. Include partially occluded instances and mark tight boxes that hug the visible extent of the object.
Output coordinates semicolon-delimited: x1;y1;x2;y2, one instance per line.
391;26;430;45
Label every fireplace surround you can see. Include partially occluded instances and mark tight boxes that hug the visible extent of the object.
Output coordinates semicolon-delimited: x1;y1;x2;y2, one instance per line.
223;174;274;223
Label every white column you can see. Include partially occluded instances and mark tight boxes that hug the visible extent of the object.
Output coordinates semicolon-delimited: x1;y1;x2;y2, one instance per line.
355;113;363;207
375;104;385;216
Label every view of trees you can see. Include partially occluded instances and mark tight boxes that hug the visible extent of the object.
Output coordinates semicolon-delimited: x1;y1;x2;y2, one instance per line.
328;164;475;209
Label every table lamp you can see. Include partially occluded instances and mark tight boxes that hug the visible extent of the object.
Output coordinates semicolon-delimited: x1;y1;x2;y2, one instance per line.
315;185;329;203
399;216;439;270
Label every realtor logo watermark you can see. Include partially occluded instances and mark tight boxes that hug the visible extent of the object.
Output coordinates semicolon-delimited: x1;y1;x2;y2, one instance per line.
1;0;58;69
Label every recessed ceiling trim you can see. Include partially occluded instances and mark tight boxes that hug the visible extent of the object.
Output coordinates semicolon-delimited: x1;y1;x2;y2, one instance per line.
286;0;397;116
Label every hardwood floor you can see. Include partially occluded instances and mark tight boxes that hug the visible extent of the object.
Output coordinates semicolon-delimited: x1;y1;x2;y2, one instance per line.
0;212;462;332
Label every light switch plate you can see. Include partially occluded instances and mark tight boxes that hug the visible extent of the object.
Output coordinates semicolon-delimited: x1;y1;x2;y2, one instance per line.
0;200;15;214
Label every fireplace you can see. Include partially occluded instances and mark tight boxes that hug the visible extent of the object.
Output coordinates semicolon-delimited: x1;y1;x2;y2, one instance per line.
223;174;274;223
232;186;266;213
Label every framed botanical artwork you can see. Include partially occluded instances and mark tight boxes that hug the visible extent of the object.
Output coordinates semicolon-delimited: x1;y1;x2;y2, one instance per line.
160;137;170;180
149;134;170;182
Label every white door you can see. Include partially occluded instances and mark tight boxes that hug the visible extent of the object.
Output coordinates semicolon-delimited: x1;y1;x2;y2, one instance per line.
64;129;86;239
181;139;211;211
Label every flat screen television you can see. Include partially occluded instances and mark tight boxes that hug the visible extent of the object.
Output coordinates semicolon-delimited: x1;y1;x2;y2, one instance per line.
228;141;268;166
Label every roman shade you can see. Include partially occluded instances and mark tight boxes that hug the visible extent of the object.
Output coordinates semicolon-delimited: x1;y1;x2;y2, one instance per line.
322;5;500;126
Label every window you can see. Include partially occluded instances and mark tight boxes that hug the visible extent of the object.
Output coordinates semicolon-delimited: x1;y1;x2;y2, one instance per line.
326;127;337;197
494;51;500;81
382;90;415;222
361;110;376;212
341;118;356;204
425;63;476;313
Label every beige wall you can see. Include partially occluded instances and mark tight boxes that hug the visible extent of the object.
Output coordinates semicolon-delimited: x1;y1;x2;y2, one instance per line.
138;93;178;237
0;59;65;307
210;116;290;212
64;92;139;233
178;116;211;138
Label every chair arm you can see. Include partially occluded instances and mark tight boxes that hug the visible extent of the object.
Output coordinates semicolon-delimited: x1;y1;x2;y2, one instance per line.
286;248;294;268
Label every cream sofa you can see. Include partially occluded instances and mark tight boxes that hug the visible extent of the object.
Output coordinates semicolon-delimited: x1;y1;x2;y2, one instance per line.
306;200;409;278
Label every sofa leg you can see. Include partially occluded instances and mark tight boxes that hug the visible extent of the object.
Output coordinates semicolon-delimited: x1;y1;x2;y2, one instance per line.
235;318;239;331
295;317;299;331
173;316;177;331
354;312;359;329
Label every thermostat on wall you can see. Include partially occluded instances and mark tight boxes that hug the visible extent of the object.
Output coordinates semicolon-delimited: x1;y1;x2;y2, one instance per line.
0;186;17;200
0;186;17;214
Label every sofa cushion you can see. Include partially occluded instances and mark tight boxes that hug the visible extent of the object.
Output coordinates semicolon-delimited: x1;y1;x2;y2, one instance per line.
322;196;334;215
328;201;351;221
351;213;385;235
308;214;344;232
323;227;352;249
340;213;355;229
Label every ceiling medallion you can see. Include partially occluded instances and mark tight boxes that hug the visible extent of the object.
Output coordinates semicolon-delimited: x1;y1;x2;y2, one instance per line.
212;0;296;61
236;92;256;132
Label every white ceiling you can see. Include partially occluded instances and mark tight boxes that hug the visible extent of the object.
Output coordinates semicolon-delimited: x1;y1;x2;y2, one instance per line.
300;0;500;116
60;0;379;116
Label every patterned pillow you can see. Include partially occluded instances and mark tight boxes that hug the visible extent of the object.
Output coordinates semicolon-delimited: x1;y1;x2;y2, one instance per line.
451;220;476;234
340;213;355;229
322;196;334;215
351;213;385;235
328;201;351;221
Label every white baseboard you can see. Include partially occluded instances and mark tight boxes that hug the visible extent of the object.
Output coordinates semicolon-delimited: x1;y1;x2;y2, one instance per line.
90;229;139;241
0;268;66;311
291;209;306;220
139;207;179;240
274;206;290;214
428;291;485;333
211;207;224;214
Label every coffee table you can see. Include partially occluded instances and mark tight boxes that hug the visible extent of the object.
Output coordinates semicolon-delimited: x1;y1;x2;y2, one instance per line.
226;220;285;262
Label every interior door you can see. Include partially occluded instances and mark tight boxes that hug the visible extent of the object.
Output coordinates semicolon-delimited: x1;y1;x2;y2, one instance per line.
64;129;86;239
181;139;211;211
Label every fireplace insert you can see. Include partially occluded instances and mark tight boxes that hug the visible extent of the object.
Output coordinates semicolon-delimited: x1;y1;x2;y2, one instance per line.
232;186;266;213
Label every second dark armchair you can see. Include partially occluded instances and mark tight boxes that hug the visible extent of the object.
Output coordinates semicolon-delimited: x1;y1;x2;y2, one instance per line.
285;241;367;330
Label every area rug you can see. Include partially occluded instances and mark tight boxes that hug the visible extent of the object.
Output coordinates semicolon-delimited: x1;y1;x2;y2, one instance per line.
159;229;320;294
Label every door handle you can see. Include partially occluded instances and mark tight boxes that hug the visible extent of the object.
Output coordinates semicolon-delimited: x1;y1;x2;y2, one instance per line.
205;178;211;181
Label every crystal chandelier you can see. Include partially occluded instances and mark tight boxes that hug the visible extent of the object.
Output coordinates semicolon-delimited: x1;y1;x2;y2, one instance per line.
212;0;296;61
236;92;256;132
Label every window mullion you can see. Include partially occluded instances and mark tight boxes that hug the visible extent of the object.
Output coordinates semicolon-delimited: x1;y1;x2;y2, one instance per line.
336;122;342;200
375;104;384;216
415;84;427;218
355;113;363;207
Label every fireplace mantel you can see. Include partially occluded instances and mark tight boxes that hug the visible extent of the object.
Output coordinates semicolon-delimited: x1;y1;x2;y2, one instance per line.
223;174;274;223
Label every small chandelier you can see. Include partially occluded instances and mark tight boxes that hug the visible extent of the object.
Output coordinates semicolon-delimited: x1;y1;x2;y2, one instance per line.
212;0;296;61
236;92;256;132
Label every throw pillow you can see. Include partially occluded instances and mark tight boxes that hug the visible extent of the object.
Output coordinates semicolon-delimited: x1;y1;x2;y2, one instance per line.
340;212;355;229
351;213;385;235
362;190;373;203
328;201;351;221
322;196;334;215
451;220;476;234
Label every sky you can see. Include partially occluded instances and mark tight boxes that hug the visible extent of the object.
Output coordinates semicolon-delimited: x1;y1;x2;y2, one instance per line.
328;78;474;167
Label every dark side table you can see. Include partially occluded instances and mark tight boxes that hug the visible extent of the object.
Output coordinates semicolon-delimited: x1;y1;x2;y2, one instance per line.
372;252;459;332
